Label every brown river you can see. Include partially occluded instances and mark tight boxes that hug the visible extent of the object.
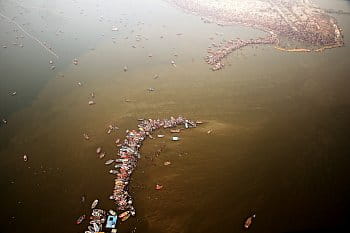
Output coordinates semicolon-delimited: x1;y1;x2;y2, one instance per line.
1;0;350;232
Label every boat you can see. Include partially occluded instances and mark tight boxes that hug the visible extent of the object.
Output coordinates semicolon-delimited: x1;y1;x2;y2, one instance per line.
170;129;180;133
108;209;116;215
118;211;129;219
91;199;98;209
163;161;171;166
244;214;256;229
99;153;105;159
76;214;85;224
96;147;102;154
92;222;100;232
23;155;28;162
106;215;118;228
87;226;94;232
83;133;90;140
109;169;118;174
105;159;114;165
157;134;165;138
171;136;180;141
195;121;204;124
155;184;163;190
121;213;130;221
88;100;95;105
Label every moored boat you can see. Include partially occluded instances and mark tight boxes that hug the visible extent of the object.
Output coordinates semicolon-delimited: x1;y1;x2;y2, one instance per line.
76;214;85;224
105;159;114;165
244;214;256;229
91;199;98;209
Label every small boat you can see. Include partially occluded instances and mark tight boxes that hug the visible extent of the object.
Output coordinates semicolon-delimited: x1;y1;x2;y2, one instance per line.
106;215;118;228
91;199;98;209
155;184;163;190
10;91;17;96
115;139;120;144
163;161;171;166
171;136;180;141
92;222;99;232
244;214;256;229
105;159;114;165
108;209;116;215
118;211;129;219
96;147;102;154
123;66;128;72
170;129;180;133
109;169;118;174
76;214;85;224
207;129;212;134
121;213;130;221
23;155;28;162
157;134;165;138
195;121;204;124
99;153;105;159
83;133;90;140
73;58;78;65
88;100;95;105
81;195;85;203
147;87;155;92
2;118;7;124
91;92;95;98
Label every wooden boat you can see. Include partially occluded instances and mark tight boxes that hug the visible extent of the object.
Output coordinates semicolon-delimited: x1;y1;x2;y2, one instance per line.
76;214;85;224
105;159;114;165
91;199;98;209
244;214;256;229
96;147;102;154
118;211;129;219
121;213;130;221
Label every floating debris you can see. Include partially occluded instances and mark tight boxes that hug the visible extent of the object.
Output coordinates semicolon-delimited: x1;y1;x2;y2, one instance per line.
153;74;159;79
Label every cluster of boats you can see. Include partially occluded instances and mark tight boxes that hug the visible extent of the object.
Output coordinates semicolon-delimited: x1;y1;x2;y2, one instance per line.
77;199;118;233
105;116;197;222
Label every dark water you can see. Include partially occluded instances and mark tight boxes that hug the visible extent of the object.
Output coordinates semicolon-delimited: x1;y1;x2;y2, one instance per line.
1;0;350;232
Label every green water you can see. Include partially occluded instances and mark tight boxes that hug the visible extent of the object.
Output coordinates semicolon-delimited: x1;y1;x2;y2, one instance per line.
1;0;350;232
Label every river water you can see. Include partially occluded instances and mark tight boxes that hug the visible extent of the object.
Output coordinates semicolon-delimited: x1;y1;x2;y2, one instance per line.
1;0;350;232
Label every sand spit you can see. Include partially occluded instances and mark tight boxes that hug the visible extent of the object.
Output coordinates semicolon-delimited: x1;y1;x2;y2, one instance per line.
167;0;345;70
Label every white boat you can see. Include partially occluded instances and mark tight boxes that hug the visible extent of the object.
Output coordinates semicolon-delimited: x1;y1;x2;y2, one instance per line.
108;209;116;215
171;136;180;141
105;159;114;165
157;134;165;138
91;199;98;209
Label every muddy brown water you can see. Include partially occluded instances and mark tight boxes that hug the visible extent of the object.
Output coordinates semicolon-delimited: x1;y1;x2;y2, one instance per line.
1;0;350;232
